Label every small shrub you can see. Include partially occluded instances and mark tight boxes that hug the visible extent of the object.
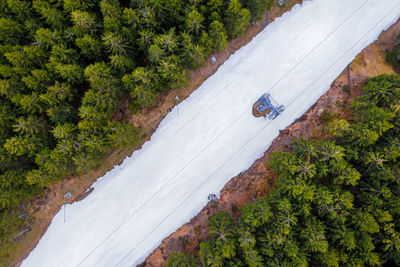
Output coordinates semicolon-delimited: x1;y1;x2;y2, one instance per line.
321;110;335;123
231;204;239;214
342;85;351;95
386;34;400;71
179;236;189;250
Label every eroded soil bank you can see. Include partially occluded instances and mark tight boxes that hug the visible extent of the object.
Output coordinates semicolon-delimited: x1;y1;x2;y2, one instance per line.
8;2;302;267
141;18;400;267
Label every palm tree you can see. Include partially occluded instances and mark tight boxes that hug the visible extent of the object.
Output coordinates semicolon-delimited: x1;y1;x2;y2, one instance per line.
84;134;108;154
362;74;400;108
317;141;344;162
13;116;45;135
72;151;98;175
156;29;177;52
199;241;224;267
244;248;263;267
51;123;76;140
254;197;272;225
300;220;328;253
338;229;357;251
364;152;386;168
209;211;237;259
292;138;317;162
296;160;316;179
331;160;360;186
267;151;297;178
238;230;256;251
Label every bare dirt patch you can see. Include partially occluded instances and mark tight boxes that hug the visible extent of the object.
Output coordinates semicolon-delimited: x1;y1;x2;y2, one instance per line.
140;18;400;267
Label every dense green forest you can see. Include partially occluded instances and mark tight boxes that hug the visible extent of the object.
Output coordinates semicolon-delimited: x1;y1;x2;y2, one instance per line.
167;74;400;266
0;0;274;257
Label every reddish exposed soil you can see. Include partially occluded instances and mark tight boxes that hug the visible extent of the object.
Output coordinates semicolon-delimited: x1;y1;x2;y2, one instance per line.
140;18;400;267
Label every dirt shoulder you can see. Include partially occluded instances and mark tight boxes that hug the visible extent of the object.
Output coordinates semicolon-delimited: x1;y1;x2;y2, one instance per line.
140;18;400;267
7;2;303;267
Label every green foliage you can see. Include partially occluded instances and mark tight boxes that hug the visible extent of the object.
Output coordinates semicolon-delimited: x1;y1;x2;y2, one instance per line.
63;0;96;12
342;84;351;95
107;121;138;148
386;33;400;71
33;0;66;30
360;74;400;108
71;10;97;36
321;109;335;123
167;74;400;266
102;32;128;55
148;44;165;63
122;67;157;106
75;35;102;60
180;32;206;69
0;18;24;44
167;252;198;267
186;9;204;34
248;0;273;21
225;0;251;38
0;210;25;257
209;20;228;52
